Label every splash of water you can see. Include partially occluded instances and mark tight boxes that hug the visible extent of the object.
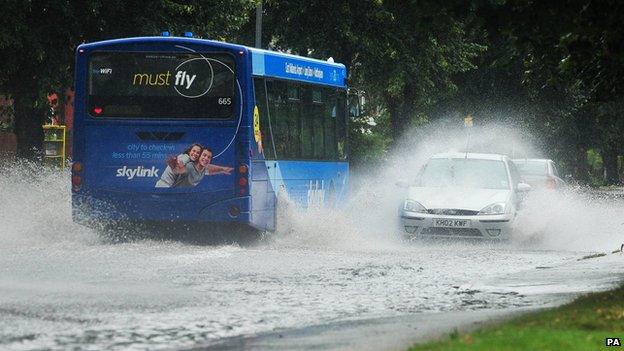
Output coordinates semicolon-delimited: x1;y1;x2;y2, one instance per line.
513;188;624;251
268;189;403;251
1;120;622;254
271;120;623;252
0;161;100;249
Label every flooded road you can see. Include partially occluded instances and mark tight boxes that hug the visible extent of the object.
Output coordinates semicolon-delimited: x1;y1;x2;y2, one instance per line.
1;166;623;350
2;236;622;350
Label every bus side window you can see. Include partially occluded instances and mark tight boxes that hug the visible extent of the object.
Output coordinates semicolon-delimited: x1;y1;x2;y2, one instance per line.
267;81;289;159
300;86;314;159
300;85;333;160
311;88;325;159
263;80;304;160
255;79;347;161
286;82;301;159
253;78;275;160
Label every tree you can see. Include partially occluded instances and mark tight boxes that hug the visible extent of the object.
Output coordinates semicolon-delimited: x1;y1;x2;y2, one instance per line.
262;0;485;144
499;0;624;184
0;0;257;158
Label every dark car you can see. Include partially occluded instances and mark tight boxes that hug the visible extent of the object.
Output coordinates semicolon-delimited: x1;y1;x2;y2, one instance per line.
512;158;565;190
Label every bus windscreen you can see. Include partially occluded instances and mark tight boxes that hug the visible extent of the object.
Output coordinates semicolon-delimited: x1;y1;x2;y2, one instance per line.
88;52;235;119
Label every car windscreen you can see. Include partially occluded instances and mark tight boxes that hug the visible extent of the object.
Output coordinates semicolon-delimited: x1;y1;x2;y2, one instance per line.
88;52;235;119
513;160;548;176
416;158;510;190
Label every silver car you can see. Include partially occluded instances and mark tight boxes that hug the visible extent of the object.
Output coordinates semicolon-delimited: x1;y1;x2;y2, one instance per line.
400;152;531;239
512;158;566;190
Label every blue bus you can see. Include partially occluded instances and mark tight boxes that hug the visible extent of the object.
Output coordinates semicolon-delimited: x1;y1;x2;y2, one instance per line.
71;35;349;232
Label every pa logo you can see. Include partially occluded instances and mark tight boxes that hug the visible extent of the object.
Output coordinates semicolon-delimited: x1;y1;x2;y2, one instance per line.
606;337;622;346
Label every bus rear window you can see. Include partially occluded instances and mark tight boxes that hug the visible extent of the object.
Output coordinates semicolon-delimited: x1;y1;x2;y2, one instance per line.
88;52;235;119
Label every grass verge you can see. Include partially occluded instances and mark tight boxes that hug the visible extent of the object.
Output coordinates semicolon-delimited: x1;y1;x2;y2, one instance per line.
408;284;624;351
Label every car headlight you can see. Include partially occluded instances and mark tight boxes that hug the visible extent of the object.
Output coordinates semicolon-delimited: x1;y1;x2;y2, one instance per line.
478;202;506;215
404;200;427;213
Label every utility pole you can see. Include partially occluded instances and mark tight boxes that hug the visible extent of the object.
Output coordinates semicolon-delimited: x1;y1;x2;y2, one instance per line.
255;1;262;48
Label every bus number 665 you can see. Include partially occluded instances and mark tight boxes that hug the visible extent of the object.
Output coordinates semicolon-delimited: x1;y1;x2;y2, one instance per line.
218;97;232;105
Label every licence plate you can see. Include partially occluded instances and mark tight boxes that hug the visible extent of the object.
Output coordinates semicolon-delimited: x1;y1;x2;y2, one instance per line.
433;218;470;228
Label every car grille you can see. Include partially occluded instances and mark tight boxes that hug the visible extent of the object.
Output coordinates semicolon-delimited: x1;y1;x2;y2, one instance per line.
427;209;479;216
421;227;483;237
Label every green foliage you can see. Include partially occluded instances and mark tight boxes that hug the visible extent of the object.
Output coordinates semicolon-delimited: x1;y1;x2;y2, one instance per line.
424;0;624;185
2;0;624;179
587;149;603;172
348;108;392;170
586;149;606;187
0;0;258;156
410;283;624;350
263;0;486;143
496;0;624;184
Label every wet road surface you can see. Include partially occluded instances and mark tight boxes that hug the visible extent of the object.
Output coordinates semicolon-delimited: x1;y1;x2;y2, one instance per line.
1;237;622;350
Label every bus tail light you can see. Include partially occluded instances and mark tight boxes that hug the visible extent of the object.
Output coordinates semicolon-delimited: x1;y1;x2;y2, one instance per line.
72;176;82;186
72;162;83;172
72;162;83;192
238;163;249;196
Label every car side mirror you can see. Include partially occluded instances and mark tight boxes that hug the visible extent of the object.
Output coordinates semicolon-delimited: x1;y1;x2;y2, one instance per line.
517;182;531;192
396;180;410;188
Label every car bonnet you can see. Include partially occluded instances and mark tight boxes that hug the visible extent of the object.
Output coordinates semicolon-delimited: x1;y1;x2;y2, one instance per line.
406;186;511;212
